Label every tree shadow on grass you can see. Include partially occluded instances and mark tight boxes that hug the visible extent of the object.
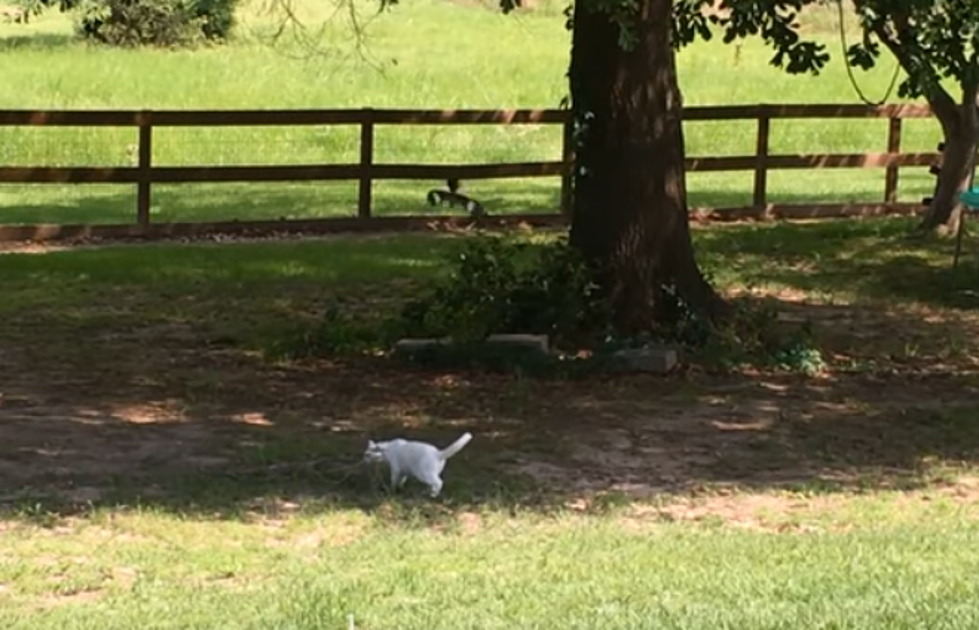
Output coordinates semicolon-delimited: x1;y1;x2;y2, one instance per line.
0;33;75;52
2;184;911;228
1;231;978;528
0;181;563;226
1;297;977;528
696;216;979;308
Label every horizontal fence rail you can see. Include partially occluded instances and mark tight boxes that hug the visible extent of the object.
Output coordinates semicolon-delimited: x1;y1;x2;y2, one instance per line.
0;103;941;241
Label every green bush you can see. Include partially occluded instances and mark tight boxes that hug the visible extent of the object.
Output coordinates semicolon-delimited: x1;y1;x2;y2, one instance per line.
261;236;826;378
691;298;828;376
75;0;238;47
399;237;613;346
397;236;827;376
192;0;234;40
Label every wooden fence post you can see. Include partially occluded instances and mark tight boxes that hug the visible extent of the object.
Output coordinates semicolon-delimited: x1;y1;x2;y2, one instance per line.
137;112;153;230
753;113;770;211
560;115;574;216
884;116;902;204
358;109;374;219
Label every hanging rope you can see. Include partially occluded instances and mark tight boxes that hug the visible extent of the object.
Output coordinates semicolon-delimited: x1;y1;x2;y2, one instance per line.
837;0;901;105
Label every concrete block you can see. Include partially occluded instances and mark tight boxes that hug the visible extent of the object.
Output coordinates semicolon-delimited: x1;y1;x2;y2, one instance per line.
485;334;550;354
612;346;679;373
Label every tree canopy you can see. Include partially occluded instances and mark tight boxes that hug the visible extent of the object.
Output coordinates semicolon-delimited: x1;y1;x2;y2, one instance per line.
683;0;979;105
679;0;979;232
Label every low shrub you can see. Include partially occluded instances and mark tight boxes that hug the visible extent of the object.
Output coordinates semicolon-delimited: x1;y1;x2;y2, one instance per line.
399;236;613;347
75;0;239;47
265;236;827;378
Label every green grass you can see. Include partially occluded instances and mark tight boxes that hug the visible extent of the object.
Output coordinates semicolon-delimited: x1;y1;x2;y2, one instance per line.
0;0;947;224
2;218;977;352
2;500;979;629
2;10;979;619
0;232;454;361
695;216;979;306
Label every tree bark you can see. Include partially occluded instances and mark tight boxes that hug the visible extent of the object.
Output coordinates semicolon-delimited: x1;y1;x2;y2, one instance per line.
918;101;979;236
567;0;726;333
866;16;979;236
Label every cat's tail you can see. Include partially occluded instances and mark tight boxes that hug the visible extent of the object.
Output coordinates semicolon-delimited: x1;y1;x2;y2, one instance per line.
439;432;473;460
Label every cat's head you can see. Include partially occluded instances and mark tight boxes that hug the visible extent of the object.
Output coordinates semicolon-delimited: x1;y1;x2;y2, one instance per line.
362;439;388;463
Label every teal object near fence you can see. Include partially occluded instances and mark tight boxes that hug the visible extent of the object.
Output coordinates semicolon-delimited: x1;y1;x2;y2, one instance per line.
954;187;979;270
959;188;979;210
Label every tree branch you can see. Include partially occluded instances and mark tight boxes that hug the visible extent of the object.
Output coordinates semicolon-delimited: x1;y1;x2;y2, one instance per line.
963;81;979;129
963;52;979;130
873;19;958;125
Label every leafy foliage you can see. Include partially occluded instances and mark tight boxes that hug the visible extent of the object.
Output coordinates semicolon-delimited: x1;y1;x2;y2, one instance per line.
393;238;822;377
263;236;826;378
16;0;238;46
674;0;831;74
78;0;239;46
673;0;979;105
603;284;827;376
694;299;828;375
844;0;979;100
672;0;713;48
193;0;235;39
400;237;612;346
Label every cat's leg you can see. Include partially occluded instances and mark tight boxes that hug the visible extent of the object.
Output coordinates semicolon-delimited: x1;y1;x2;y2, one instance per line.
416;468;444;497
389;464;404;492
428;477;443;497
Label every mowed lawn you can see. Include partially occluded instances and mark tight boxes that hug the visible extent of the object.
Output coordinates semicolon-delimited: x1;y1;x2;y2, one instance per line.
0;0;947;225
1;220;979;628
4;506;979;629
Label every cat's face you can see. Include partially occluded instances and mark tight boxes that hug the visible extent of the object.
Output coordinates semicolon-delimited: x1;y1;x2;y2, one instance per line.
362;440;387;463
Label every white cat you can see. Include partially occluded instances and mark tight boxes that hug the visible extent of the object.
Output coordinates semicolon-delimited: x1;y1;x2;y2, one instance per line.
363;432;473;497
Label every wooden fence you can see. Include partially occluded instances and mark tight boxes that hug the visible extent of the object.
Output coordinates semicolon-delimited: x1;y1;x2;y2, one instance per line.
0;103;939;241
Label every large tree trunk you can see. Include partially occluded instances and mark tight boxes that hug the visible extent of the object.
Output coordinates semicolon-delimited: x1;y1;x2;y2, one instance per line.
918;101;979;236
567;0;726;332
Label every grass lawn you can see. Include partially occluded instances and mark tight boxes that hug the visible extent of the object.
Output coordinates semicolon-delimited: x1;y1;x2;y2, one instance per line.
0;0;947;225
5;506;979;629
1;220;978;627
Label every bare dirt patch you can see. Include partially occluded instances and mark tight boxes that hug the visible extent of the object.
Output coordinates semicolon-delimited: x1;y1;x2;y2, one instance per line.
0;286;976;528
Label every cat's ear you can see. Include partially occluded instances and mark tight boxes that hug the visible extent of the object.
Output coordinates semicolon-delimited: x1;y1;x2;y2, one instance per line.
367;440;376;447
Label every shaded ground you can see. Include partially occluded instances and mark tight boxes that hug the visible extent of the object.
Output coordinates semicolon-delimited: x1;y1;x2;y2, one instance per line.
1;296;977;517
1;225;978;523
